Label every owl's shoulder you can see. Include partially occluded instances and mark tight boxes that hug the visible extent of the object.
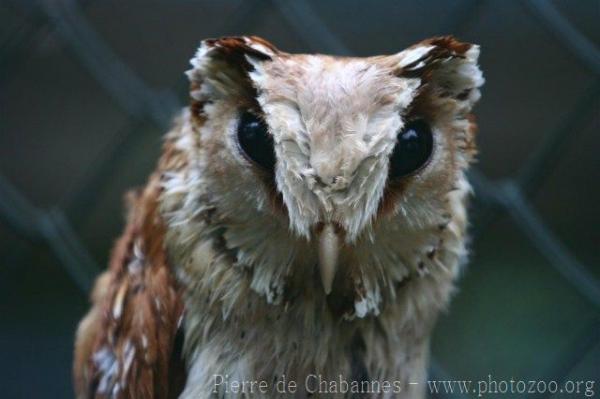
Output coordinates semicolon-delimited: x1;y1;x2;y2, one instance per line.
74;176;186;399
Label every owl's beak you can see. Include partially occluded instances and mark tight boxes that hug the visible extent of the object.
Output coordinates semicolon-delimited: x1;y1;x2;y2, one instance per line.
317;223;340;295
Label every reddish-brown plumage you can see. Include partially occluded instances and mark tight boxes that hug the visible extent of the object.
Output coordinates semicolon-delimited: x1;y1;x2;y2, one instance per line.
189;36;279;124
74;174;185;399
397;35;472;81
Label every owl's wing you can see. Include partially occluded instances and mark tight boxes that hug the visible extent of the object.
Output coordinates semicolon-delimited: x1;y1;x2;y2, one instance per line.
74;178;186;399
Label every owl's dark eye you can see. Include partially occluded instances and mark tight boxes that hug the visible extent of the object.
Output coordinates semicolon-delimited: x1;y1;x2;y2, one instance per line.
237;111;276;171
389;119;433;179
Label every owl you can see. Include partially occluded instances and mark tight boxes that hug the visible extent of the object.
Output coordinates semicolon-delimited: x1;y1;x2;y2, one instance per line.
74;36;483;399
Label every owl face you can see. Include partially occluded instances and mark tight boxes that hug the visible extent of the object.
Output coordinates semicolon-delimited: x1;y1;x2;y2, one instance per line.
183;36;482;299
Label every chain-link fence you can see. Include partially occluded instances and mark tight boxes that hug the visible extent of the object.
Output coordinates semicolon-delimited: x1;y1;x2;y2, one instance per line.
1;0;598;397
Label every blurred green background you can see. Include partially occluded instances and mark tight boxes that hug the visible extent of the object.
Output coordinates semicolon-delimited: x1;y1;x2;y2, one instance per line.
0;0;598;397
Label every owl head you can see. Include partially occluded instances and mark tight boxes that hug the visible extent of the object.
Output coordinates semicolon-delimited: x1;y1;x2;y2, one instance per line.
179;36;483;311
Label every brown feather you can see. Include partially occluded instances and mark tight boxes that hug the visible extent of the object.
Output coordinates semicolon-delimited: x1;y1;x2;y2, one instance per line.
73;174;185;399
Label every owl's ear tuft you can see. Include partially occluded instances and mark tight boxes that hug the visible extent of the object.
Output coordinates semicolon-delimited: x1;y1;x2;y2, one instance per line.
396;36;484;112
186;36;278;105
